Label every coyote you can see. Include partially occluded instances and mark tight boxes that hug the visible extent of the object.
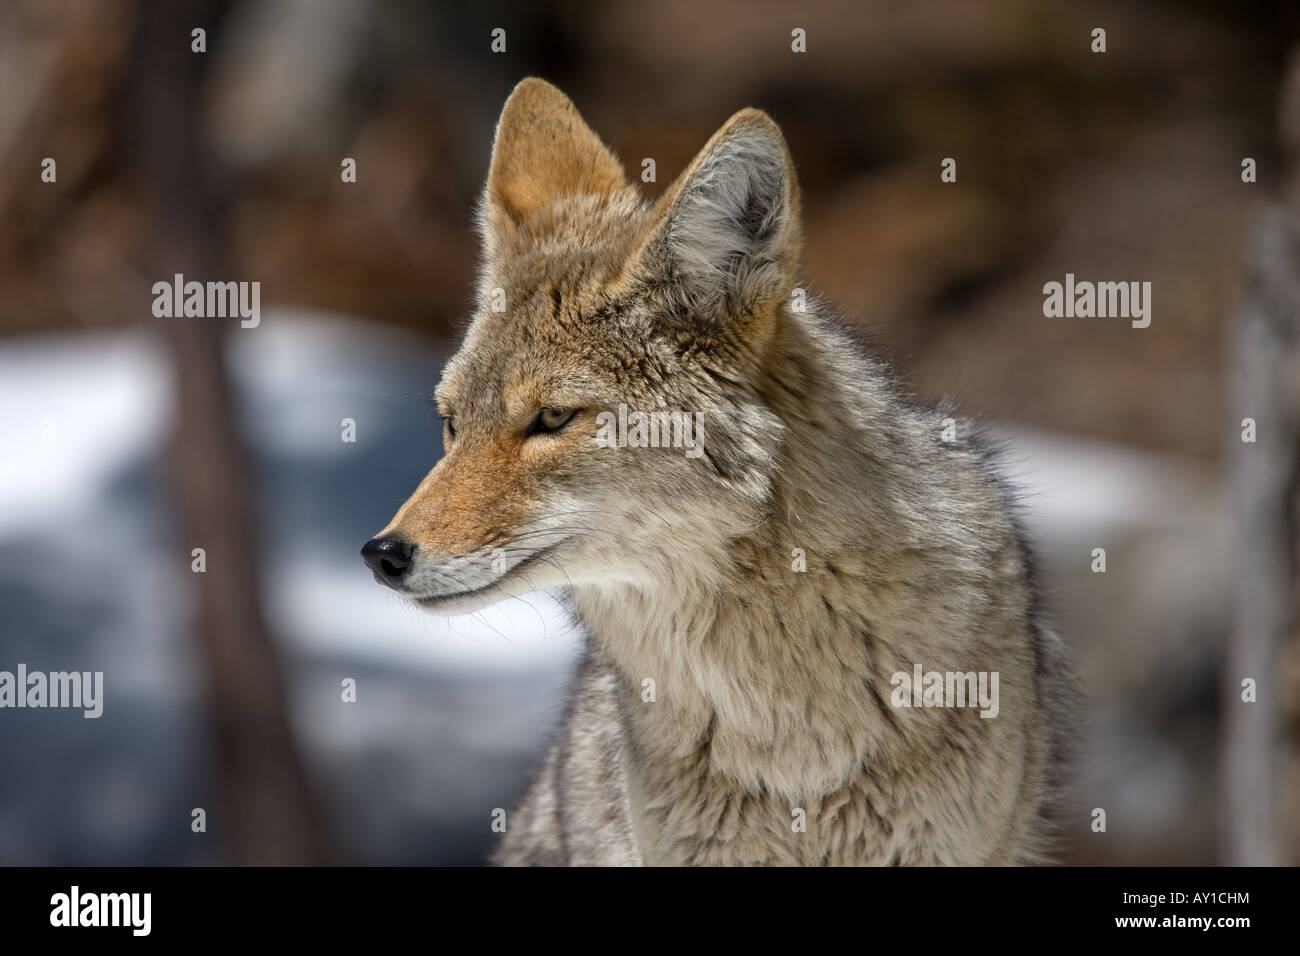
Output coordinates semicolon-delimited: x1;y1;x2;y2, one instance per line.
362;78;1074;865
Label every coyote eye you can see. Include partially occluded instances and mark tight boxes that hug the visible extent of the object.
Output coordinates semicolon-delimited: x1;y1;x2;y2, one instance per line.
528;406;576;436
442;415;456;439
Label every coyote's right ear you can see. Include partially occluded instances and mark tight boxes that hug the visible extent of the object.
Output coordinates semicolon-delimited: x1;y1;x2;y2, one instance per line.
628;108;801;338
482;78;628;247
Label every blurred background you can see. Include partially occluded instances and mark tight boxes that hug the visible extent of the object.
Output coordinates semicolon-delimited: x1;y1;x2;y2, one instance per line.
1;0;1298;865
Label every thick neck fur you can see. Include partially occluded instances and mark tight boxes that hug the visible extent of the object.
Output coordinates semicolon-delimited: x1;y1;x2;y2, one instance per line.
569;301;1030;809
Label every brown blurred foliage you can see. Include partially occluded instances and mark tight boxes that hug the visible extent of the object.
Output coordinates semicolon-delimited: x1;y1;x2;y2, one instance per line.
3;0;1297;460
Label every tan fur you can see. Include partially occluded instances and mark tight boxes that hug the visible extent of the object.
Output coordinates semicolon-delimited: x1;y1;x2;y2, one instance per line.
369;78;1075;865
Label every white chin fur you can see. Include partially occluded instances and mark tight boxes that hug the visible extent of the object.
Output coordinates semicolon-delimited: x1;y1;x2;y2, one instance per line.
405;538;578;615
413;581;527;616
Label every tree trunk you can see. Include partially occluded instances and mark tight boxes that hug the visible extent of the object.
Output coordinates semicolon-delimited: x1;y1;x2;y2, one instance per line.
1219;205;1300;866
126;0;333;865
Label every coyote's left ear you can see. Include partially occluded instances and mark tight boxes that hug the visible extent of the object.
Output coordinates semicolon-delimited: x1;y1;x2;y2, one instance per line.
633;108;801;330
483;78;629;245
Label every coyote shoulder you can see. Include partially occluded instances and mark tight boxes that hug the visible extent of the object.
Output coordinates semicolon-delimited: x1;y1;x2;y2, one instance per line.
362;78;1075;866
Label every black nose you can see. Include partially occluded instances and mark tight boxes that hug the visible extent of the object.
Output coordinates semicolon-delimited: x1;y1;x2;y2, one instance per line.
361;536;414;588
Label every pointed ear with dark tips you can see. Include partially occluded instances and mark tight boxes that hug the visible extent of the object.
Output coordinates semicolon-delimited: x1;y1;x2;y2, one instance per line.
482;78;629;241
632;108;802;330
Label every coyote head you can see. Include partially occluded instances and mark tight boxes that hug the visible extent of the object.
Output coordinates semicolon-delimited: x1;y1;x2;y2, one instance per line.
363;78;802;614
